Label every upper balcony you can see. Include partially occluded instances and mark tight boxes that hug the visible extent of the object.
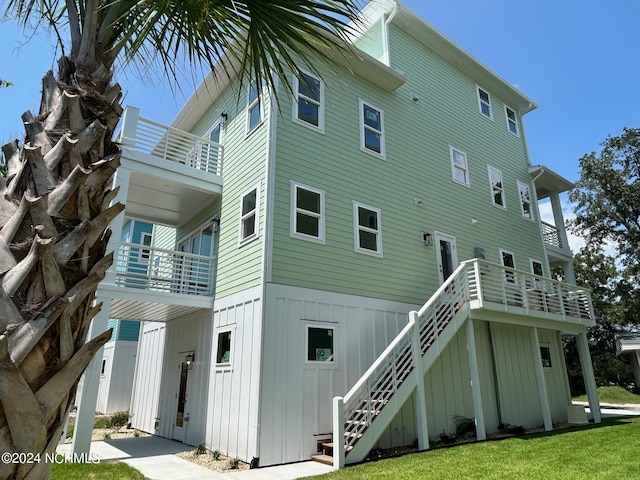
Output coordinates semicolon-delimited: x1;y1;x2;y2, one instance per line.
115;106;223;226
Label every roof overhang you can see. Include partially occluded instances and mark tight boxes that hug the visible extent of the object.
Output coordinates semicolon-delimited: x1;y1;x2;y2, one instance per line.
529;165;574;198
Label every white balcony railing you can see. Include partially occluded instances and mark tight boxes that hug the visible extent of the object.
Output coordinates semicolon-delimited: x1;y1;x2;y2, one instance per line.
117;107;223;176
113;242;214;296
542;221;563;249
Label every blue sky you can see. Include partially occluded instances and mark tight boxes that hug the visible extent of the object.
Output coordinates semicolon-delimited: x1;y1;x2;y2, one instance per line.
1;0;639;246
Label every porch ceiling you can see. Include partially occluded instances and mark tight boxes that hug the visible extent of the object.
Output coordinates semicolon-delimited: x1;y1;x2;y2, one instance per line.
108;297;210;323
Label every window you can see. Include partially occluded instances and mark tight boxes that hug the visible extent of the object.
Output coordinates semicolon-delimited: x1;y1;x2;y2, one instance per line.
101;359;106;376
291;182;325;243
530;259;544;277
294;71;324;131
359;99;385;157
488;166;505;208
505;106;519;136
247;81;262;133
354;202;382;256
518;180;534;221
178;222;214;294
239;185;260;244
500;249;516;283
140;232;152;260
450;146;470;186
477;86;492;119
216;330;232;365
307;326;334;363
540;345;552;368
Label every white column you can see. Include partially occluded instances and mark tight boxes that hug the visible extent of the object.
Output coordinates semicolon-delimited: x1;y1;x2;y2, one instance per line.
466;319;486;440
71;297;111;455
332;396;345;469
411;312;429;450
577;332;601;423
118;106;140;148
530;327;552;431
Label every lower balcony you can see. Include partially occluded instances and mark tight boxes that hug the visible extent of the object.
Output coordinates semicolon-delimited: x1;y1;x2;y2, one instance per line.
97;242;215;322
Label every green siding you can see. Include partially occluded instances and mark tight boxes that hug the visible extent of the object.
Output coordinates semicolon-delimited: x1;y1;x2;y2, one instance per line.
268;24;546;306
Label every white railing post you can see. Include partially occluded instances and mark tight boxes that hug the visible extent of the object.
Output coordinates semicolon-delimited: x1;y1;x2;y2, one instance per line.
333;396;345;469
473;261;483;307
410;311;429;450
118;106;140;147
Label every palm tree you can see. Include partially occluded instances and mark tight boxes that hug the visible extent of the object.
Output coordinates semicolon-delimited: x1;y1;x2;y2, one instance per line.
0;1;360;478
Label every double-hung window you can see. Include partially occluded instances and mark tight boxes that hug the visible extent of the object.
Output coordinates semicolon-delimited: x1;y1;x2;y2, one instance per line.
477;86;492;119
294;71;324;132
291;182;325;243
488;166;505;208
505;106;519;136
354;202;382;257
517;180;534;221
239;184;260;245
247;81;262;134
450;146;470;186
359;99;385;158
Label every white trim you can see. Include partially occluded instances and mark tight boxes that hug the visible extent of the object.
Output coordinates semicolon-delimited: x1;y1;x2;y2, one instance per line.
353;201;383;257
305;323;336;365
487;165;506;209
292;69;325;133
476;85;493;120
517;180;535;222
238;183;261;246
499;248;516;269
359;98;386;159
504;105;519;136
214;326;234;369
290;181;326;244
449;145;470;187
246;80;264;136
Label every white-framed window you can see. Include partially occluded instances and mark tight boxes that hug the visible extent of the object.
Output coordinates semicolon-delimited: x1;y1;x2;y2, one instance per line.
353;202;382;257
291;181;325;243
293;70;324;132
306;325;335;363
477;86;492;119
246;81;263;134
517;180;534;221
540;345;553;368
488;166;506;208
505;106;519;136
450;146;470;186
215;328;233;366
359;99;385;158
139;232;152;260
530;258;544;290
239;184;260;245
500;248;516;284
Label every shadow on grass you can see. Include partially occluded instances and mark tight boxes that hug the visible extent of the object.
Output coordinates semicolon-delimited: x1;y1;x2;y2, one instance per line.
515;415;640;441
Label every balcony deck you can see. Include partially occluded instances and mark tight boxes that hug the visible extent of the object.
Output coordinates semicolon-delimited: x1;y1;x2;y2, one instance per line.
98;242;215;323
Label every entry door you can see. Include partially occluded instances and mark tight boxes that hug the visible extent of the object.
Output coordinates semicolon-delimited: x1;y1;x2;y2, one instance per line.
435;232;458;284
173;360;190;442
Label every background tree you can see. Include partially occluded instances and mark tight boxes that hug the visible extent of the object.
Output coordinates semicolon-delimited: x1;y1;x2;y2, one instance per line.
0;1;361;478
565;128;640;394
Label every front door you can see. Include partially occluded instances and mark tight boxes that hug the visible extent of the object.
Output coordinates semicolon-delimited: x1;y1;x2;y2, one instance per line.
435;231;458;284
173;359;190;442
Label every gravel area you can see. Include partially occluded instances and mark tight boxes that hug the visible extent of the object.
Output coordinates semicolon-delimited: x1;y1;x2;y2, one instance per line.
175;450;249;472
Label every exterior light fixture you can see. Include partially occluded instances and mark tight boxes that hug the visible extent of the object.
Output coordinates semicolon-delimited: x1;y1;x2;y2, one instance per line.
220;112;228;125
185;353;195;369
422;231;432;247
212;217;221;232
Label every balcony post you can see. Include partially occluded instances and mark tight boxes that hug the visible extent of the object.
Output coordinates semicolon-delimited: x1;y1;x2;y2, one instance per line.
465;318;486;440
530;327;552;431
332;396;345;469
577;332;601;423
118;106;140;148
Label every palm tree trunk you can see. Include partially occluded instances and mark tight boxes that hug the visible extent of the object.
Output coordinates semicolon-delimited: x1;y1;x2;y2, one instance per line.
0;55;123;479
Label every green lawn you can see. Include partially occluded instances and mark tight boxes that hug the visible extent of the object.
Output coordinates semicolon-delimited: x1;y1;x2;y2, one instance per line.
573;386;640;404
50;460;146;480
311;417;640;480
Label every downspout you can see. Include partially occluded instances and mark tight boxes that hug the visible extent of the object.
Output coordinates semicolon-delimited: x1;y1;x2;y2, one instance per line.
381;3;398;66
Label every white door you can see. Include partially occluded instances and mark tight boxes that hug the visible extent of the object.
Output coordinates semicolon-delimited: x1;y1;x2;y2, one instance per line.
435;232;458;284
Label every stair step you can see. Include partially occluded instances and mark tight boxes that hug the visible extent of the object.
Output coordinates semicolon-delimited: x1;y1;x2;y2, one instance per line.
311;454;334;466
321;442;334;456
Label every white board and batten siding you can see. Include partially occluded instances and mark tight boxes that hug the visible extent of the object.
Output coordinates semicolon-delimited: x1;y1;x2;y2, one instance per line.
205;286;262;463
258;283;417;466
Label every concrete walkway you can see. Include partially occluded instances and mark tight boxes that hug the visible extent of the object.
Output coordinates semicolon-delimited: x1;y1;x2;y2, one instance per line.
56;437;333;480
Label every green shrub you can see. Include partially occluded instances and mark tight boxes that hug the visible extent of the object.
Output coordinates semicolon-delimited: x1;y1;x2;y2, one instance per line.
228;458;240;469
195;443;207;455
107;411;130;432
211;450;221;460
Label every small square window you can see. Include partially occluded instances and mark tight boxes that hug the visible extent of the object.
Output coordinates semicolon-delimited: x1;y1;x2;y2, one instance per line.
450;146;470;186
239;185;260;244
307;326;334;362
354;202;382;256
216;330;232;364
540;346;552;368
359;100;385;158
477;86;492;119
294;71;324;131
505;106;519;136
